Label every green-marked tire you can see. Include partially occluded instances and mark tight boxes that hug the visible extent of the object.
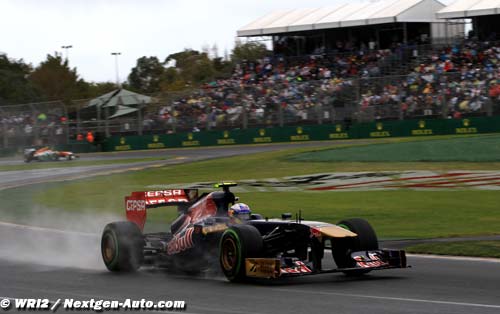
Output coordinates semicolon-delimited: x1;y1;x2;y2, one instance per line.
332;218;379;276
219;224;263;282
101;221;144;272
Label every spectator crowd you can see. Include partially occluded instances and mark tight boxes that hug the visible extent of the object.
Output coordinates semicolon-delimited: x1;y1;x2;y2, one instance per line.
0;109;67;147
2;39;500;147
153;39;500;132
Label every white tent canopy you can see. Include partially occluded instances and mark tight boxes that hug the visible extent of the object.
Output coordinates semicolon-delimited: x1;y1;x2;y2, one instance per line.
437;0;500;19
238;0;445;37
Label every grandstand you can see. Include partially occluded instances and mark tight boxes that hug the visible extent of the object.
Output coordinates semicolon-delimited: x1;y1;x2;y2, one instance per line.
438;0;500;40
237;0;463;55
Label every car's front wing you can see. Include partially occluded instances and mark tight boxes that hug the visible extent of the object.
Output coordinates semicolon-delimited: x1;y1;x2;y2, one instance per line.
245;249;407;279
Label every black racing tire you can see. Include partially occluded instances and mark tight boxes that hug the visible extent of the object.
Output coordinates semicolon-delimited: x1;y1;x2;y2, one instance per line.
219;224;263;282
332;218;379;276
101;221;144;272
24;152;35;163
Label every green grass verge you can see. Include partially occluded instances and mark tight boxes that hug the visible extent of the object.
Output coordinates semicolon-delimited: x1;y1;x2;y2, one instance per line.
29;186;500;239
290;134;500;162
407;241;500;258
1;135;500;239
0;157;169;171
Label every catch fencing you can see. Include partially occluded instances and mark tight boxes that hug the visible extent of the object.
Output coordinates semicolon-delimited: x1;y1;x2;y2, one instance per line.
0;101;69;152
1;74;499;153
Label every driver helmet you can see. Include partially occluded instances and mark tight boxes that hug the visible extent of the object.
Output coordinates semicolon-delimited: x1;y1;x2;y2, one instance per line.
229;203;251;220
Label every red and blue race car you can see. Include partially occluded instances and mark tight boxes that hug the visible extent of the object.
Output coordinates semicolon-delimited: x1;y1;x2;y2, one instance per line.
101;183;407;281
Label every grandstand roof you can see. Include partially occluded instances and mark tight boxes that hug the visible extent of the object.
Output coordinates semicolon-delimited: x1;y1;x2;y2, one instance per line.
437;0;500;19
108;105;138;119
237;0;445;37
86;89;152;109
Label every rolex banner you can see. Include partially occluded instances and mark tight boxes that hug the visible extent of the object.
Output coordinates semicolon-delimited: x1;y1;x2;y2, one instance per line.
102;116;500;152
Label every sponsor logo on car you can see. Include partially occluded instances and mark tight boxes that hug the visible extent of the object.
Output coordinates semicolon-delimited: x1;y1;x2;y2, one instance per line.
145;190;184;197
353;253;388;268
126;200;146;211
280;261;312;274
245;258;280;278
167;228;194;255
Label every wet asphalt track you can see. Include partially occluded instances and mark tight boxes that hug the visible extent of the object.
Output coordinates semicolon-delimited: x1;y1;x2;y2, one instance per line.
0;141;361;190
0;252;499;314
0;142;500;313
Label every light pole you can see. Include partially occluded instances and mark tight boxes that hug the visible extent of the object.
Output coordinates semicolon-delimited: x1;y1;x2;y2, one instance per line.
111;52;121;88
61;45;73;62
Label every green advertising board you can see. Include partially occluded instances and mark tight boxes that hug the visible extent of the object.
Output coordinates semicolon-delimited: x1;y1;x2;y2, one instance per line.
102;116;500;152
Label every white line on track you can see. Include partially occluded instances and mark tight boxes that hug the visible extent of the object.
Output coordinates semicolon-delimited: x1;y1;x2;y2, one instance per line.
407;253;500;263
1;220;500;263
0;221;97;237
270;288;500;309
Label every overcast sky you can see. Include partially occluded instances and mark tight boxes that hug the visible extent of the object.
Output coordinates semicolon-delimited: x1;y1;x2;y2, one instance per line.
0;0;453;83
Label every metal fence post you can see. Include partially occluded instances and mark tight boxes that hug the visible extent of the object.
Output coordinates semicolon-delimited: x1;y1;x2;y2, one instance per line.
398;95;404;120
242;105;248;129
330;104;336;124
441;74;448;119
30;104;38;146
62;103;69;144
76;102;81;136
486;80;493;117
138;101;144;135
105;106;110;138
0;107;6;149
206;105;211;131
2;121;7;149
354;78;361;122
317;103;323;125
278;103;284;127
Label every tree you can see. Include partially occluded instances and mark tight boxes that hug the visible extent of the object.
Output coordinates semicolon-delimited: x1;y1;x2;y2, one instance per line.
212;57;233;77
78;81;117;99
164;49;215;85
0;54;39;105
231;40;269;63
128;56;165;94
29;53;83;102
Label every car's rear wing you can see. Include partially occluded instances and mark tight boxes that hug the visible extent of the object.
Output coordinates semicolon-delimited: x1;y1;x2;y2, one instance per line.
125;189;198;230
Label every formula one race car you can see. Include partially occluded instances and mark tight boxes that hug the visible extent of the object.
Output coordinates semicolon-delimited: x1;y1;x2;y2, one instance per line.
101;183;407;282
24;146;78;162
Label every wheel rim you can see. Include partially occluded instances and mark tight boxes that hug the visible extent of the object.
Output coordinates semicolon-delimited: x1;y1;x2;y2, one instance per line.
221;237;238;271
102;233;116;264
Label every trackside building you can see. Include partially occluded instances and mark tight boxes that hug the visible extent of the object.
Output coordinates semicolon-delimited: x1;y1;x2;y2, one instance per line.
237;0;463;56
